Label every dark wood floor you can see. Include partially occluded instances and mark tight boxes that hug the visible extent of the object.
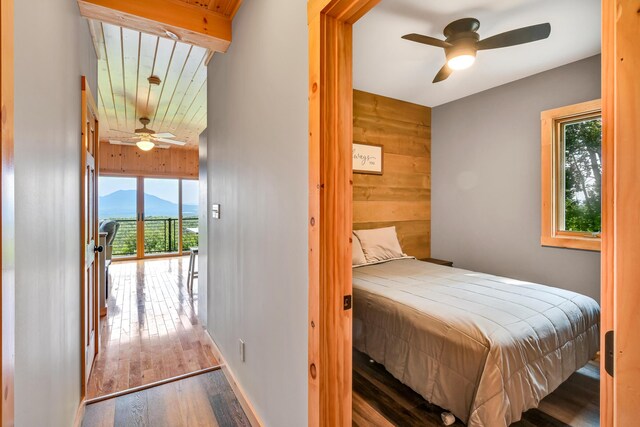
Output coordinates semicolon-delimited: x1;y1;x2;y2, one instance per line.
353;349;599;427
87;257;219;399
83;369;251;427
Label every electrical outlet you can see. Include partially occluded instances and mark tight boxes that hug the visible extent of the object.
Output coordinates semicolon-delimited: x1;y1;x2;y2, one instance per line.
239;339;245;362
212;203;220;219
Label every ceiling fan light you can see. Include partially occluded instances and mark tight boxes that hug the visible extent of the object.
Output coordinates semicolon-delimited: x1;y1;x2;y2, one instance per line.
447;54;476;70
136;140;155;151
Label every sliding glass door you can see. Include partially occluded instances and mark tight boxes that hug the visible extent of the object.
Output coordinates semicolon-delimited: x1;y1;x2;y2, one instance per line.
181;179;199;252
98;176;138;257
98;175;199;259
143;178;180;256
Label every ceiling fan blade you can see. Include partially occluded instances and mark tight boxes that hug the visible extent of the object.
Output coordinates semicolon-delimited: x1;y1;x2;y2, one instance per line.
153;132;176;138
433;63;453;83
152;137;186;146
402;33;452;49
476;23;551;50
109;140;137;146
109;129;137;136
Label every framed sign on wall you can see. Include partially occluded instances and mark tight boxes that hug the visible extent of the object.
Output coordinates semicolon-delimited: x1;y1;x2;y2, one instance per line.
353;143;383;175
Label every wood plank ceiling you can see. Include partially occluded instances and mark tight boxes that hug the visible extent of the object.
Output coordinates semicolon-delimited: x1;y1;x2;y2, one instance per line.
90;21;209;147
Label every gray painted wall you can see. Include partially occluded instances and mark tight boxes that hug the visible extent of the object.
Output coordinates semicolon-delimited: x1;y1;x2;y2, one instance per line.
206;1;308;426
432;55;601;302
14;1;97;425
198;129;208;326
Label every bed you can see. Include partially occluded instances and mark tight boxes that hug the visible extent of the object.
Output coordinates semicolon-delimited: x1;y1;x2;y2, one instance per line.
352;258;600;427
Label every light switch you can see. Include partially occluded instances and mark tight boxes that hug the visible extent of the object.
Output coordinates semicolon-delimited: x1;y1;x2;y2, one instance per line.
212;204;220;219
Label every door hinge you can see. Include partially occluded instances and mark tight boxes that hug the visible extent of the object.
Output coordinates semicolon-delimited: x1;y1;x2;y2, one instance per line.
605;330;614;377
343;295;352;311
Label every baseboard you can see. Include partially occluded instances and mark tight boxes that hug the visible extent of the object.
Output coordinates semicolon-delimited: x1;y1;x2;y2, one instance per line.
205;331;264;427
72;399;86;427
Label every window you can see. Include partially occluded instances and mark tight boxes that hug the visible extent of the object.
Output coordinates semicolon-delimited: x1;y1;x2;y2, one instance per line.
541;99;602;251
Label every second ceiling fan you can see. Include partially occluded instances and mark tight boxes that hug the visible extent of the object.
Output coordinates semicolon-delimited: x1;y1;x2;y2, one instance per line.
402;18;551;83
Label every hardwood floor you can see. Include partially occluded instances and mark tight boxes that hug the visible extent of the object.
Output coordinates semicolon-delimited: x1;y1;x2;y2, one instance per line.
87;257;219;399
82;369;251;427
353;349;599;427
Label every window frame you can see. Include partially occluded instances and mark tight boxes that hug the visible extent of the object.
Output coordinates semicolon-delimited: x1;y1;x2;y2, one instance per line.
541;99;602;252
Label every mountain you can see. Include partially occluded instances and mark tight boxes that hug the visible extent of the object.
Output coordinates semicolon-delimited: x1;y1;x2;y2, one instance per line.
99;190;198;218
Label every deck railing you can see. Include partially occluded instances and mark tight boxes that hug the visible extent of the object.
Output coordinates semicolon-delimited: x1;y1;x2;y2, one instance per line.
105;217;198;257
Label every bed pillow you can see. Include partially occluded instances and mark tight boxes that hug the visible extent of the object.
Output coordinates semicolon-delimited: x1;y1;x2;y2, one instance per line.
354;226;405;263
352;232;367;266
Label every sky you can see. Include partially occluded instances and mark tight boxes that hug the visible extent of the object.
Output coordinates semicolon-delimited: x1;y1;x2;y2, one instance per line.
99;176;199;205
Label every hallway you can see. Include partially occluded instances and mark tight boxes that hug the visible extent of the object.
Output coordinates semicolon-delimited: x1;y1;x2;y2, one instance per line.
87;257;219;399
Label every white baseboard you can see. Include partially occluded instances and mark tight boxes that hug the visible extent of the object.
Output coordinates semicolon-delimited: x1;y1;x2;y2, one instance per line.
205;332;264;427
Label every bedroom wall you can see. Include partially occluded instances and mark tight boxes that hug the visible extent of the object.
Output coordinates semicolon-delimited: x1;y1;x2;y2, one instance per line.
432;55;601;302
14;1;98;426
353;90;432;259
206;0;308;426
99;141;199;178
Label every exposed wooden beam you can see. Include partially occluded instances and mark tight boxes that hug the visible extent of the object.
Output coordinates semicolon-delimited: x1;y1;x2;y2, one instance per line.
77;0;232;53
207;0;243;19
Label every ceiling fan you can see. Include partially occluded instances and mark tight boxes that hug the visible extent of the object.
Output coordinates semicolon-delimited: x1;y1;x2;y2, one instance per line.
402;18;551;83
108;117;187;151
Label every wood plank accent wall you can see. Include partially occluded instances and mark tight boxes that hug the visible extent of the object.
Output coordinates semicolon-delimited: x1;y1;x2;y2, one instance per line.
352;90;431;259
99;141;198;178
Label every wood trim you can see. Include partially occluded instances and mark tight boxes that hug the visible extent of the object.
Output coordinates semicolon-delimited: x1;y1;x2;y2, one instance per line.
77;0;232;53
205;332;263;427
308;1;379;426
605;0;640;425
0;0;15;423
600;0;614;425
540;99;601;252
100;170;197;179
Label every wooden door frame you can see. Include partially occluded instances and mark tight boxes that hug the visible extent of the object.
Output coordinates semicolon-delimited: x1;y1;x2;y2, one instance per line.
600;0;640;425
80;76;100;399
0;0;14;424
308;0;638;426
307;1;379;426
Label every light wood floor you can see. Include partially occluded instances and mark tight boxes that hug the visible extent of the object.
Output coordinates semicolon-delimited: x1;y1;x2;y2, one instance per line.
87;257;219;399
353;349;599;427
83;369;251;427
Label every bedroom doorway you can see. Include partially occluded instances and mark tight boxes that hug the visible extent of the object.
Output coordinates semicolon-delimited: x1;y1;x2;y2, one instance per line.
307;0;640;426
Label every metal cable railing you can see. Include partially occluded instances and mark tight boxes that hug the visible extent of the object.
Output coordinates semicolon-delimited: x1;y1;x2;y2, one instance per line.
106;217;199;257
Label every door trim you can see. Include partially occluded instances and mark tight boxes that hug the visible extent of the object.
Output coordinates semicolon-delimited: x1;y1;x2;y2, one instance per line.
80;76;100;399
0;0;15;423
600;0;640;425
307;1;379;425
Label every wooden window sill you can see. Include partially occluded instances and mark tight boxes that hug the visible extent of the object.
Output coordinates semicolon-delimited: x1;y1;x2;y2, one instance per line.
541;235;601;252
